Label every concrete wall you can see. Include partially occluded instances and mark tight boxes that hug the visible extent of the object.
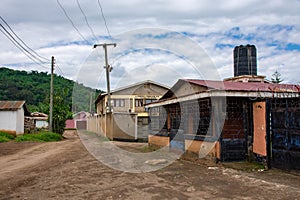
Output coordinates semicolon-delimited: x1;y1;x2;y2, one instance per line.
0;110;17;135
105;113;113;140
185;140;221;159
0;108;25;135
16;108;24;135
87;116;96;133
87;113;137;141
148;135;170;147
112;113;137;140
87;115;105;136
65;119;75;129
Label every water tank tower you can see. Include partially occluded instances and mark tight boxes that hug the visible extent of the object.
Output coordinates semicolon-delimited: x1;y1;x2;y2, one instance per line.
233;44;257;77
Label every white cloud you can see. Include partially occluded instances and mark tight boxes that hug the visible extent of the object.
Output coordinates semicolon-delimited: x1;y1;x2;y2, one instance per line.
1;0;300;91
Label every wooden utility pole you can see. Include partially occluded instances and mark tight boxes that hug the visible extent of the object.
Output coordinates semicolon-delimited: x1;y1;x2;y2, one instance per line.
93;43;116;113
49;56;54;132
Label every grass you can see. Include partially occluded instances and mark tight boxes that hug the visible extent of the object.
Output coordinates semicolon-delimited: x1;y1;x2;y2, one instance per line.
141;145;158;153
0;132;15;143
15;132;63;142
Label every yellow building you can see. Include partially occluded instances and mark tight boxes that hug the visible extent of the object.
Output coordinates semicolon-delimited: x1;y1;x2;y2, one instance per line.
89;80;169;141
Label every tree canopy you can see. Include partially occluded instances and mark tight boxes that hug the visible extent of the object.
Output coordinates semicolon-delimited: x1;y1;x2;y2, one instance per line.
0;67;101;114
271;70;283;83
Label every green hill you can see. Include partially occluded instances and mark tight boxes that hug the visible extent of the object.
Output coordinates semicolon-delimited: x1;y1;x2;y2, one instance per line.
0;67;100;114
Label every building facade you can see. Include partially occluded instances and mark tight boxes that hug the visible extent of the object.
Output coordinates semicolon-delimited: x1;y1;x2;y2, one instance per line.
88;80;169;141
0;101;30;135
146;79;300;170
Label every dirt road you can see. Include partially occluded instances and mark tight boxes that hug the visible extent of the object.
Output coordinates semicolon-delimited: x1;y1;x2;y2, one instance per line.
0;133;299;200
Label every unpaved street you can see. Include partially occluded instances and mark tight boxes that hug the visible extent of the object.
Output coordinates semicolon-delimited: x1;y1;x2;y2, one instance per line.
0;133;299;200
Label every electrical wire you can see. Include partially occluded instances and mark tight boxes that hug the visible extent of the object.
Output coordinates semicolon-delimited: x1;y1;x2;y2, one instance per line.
56;0;88;43
56;65;65;77
0;23;48;64
76;0;98;42
0;16;50;62
0;24;49;69
97;0;112;40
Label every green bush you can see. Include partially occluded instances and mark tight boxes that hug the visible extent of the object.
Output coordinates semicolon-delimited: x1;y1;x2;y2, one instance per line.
15;132;63;142
0;132;15;143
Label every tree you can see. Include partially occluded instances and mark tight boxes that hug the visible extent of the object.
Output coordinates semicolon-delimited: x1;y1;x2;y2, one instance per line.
52;90;73;134
271;70;283;83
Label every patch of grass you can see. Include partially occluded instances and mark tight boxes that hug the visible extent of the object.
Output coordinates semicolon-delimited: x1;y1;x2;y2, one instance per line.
0;132;15;143
222;161;266;172
141;145;158;153
15;132;63;142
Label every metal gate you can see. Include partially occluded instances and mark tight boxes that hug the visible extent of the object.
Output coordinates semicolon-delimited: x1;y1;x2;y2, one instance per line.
220;98;249;162
221;138;247;161
270;98;300;170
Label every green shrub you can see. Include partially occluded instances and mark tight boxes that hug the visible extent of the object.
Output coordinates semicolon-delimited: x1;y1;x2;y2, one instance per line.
15;132;63;142
0;132;15;142
38;132;63;142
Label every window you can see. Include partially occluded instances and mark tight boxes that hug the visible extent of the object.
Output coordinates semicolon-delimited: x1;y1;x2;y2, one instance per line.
110;99;114;107
110;99;125;107
120;99;125;107
145;99;156;104
135;99;143;107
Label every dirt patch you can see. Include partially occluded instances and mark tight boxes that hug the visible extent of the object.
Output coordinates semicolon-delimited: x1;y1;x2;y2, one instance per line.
0;134;299;199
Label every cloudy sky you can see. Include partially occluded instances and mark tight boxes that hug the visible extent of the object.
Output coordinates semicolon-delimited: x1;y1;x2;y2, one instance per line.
1;0;300;90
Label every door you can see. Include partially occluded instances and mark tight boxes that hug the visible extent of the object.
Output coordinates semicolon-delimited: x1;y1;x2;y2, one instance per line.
253;102;267;157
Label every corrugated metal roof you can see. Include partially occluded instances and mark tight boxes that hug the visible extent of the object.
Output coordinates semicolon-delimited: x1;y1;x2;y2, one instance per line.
185;79;300;93
0;101;26;111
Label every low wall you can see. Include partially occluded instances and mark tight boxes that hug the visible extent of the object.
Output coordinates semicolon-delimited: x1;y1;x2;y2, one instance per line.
148;135;170;147
111;113;137;140
148;134;221;160
185;139;220;159
88;113;137;141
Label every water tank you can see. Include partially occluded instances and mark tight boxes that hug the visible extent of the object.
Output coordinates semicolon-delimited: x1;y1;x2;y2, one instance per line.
233;44;257;76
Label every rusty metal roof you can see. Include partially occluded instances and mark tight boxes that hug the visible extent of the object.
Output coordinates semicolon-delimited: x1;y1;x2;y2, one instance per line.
0;101;30;115
0;101;25;110
185;79;300;93
161;79;300;100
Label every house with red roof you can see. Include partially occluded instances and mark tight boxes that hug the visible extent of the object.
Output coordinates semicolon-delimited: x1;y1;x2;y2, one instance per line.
146;45;300;170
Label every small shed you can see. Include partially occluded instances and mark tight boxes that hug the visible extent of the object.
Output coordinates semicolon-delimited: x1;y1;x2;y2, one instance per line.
31;112;48;129
0;101;30;135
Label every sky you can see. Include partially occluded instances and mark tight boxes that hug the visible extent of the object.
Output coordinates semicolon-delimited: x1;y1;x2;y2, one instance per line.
1;0;300;91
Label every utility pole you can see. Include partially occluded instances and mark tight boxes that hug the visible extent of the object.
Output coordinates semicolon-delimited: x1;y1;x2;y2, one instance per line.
93;43;116;113
89;92;93;113
49;56;54;132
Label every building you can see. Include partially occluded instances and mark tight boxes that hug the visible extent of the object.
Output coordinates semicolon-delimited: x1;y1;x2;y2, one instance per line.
146;45;300;170
88;80;169;141
147;79;300;170
0;101;30;135
65;111;89;130
31;112;48;129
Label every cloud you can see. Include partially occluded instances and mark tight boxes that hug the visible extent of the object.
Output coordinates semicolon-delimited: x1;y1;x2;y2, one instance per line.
1;0;300;90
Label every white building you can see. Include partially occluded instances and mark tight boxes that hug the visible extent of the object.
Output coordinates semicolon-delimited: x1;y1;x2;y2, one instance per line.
0;101;30;135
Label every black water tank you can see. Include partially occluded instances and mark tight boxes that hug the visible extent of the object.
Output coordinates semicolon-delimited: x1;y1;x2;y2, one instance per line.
233;44;257;76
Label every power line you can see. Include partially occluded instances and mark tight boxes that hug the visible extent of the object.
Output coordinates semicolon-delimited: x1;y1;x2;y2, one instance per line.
76;0;98;41
56;65;65;77
97;0;112;40
0;25;49;69
56;0;88;42
0;16;50;62
0;23;48;64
